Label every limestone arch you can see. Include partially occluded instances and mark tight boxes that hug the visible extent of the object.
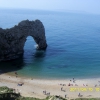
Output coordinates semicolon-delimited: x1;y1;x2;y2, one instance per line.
0;19;47;61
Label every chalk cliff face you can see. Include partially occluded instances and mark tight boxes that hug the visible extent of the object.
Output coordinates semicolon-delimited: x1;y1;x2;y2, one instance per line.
0;19;47;61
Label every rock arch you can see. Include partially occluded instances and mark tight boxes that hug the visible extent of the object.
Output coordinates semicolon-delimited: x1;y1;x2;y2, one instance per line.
0;19;47;61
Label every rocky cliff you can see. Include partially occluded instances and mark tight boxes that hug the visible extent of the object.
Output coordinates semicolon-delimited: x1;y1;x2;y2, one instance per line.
0;19;47;61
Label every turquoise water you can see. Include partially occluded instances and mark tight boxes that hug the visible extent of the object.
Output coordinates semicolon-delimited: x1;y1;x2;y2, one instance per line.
0;9;100;79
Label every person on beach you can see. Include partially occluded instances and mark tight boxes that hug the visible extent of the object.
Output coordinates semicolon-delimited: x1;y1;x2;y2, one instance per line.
15;72;18;75
65;94;67;98
78;93;81;97
43;90;46;95
61;87;63;91
68;83;70;86
73;80;75;83
83;84;85;86
15;72;18;77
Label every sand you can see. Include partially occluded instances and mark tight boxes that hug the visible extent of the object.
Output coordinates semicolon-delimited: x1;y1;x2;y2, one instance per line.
0;73;100;99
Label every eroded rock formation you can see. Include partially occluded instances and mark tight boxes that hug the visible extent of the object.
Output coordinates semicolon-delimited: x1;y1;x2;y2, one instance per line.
0;19;47;61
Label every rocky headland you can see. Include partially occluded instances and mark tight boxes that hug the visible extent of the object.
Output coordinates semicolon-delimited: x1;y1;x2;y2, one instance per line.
0;19;47;61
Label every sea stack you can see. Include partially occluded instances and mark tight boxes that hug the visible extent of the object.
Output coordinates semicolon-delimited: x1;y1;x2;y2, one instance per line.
0;19;47;61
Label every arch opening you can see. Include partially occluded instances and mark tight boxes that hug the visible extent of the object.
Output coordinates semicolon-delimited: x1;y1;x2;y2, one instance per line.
24;36;37;61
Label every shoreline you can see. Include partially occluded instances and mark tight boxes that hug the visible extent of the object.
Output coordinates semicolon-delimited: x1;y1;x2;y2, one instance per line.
0;73;100;99
6;71;100;81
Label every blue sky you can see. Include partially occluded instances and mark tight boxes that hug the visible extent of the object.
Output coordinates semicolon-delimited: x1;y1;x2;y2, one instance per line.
0;0;100;14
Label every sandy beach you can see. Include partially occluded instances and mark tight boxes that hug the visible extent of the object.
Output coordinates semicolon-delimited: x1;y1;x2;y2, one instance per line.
0;73;100;99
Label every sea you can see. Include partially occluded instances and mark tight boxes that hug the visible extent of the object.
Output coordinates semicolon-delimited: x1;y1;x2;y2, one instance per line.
0;8;100;79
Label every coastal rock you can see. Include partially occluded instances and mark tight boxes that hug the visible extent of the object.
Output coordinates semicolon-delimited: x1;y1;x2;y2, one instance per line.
0;19;47;61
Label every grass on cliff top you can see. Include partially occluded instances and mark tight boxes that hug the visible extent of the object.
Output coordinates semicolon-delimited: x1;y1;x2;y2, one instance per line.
17;97;43;100
0;86;14;93
71;99;100;100
17;97;100;100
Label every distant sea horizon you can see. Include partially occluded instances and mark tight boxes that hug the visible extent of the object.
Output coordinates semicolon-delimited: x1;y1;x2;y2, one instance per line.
0;8;100;79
